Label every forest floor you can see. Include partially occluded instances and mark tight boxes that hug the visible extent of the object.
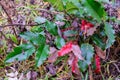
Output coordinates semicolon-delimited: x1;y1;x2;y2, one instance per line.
0;0;120;80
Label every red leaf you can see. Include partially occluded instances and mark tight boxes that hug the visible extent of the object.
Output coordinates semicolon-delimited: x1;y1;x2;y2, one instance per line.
94;54;101;74
81;20;94;31
72;56;78;73
58;42;84;74
86;23;94;28
68;54;80;74
81;20;87;25
58;41;73;56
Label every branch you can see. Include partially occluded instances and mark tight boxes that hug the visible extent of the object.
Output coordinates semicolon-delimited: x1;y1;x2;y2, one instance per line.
0;23;43;28
0;1;17;36
0;2;13;23
35;8;63;14
113;63;120;73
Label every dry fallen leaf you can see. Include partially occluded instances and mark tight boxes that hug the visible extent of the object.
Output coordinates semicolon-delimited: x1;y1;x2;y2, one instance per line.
55;21;65;27
89;65;93;80
26;71;31;80
26;71;38;80
46;63;56;75
95;46;106;59
49;47;57;54
72;18;79;27
86;27;97;36
68;53;74;66
6;71;18;80
72;44;84;60
117;8;120;20
48;51;58;63
5;67;18;80
19;73;25;80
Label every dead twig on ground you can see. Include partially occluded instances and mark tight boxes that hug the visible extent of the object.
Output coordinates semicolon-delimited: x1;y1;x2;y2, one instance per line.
0;23;41;28
0;1;17;37
113;63;120;73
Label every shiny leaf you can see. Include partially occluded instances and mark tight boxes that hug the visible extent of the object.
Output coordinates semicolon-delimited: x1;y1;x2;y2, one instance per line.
34;16;47;24
20;31;46;46
78;60;88;72
92;34;105;50
55;36;65;49
6;43;35;63
63;30;77;37
45;21;58;36
82;0;106;22
81;43;94;65
104;23;115;48
35;45;49;67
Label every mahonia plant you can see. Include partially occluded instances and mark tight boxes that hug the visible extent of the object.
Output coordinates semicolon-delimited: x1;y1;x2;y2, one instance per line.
5;0;116;76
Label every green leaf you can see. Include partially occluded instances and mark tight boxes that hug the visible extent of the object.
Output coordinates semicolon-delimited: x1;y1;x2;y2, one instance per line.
66;2;78;14
20;31;39;41
81;43;94;65
62;0;68;6
9;34;18;44
92;60;96;70
44;0;64;11
92;34;105;50
78;60;88;72
55;14;64;21
35;45;49;67
62;0;80;7
19;43;36;57
63;30;77;37
98;0;110;3
55;36;65;49
44;0;80;13
61;0;80;14
45;21;58;36
79;8;84;16
31;26;43;32
82;0;106;22
5;43;35;63
33;34;46;46
34;16;47;24
68;0;81;8
20;31;46;46
104;23;115;48
6;47;23;62
6;34;18;44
